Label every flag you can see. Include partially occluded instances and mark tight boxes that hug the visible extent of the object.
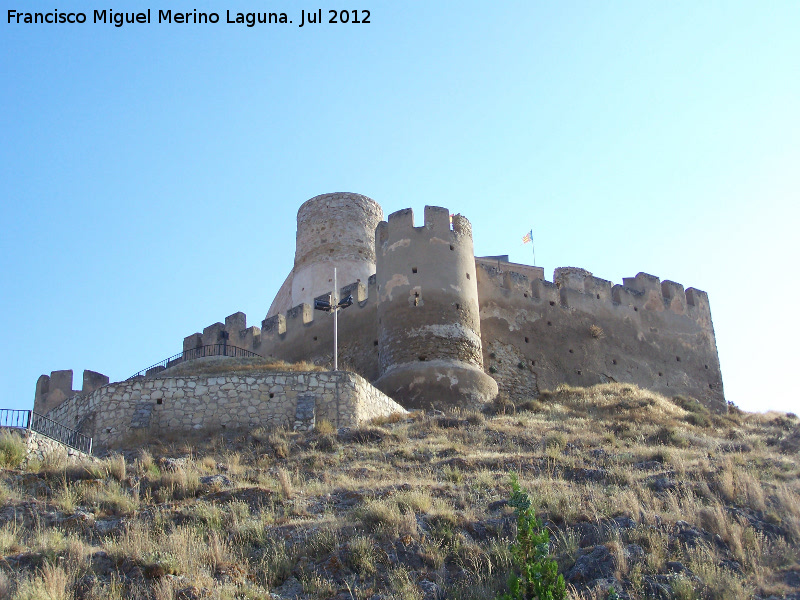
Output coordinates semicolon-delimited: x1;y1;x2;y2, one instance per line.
522;230;533;244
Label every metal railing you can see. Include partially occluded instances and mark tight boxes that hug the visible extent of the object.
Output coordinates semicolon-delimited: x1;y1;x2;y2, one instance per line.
126;344;263;380
29;412;93;454
0;409;93;455
0;409;30;429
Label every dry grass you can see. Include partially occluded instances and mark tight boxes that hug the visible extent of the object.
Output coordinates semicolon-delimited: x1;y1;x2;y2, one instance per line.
13;562;72;600
0;430;27;468
162;356;327;376
276;467;294;499
0;383;797;599
314;418;336;435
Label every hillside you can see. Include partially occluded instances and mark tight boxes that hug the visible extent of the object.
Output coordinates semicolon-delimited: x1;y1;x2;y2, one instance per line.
1;384;798;600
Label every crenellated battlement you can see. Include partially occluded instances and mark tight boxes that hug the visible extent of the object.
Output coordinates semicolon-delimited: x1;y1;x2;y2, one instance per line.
686;287;709;309
185;275;380;368
377;206;473;250
477;256;724;408
476;259;711;324
34;369;109;415
341;279;368;303
184;311;263;354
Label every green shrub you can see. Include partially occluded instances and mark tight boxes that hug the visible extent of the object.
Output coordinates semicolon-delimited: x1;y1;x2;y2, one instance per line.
686;412;711;428
498;473;565;600
0;431;26;468
442;465;463;484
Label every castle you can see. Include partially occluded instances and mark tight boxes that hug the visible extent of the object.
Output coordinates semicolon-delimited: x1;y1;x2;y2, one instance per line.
33;192;725;449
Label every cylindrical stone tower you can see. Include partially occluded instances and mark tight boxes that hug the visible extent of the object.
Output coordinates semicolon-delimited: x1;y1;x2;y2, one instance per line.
374;206;498;410
289;192;384;309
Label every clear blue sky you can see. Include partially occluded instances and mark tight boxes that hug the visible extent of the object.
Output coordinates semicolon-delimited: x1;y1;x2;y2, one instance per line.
2;1;798;414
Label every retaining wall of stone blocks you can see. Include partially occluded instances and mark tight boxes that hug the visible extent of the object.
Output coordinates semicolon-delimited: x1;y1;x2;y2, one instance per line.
44;370;407;449
0;428;93;467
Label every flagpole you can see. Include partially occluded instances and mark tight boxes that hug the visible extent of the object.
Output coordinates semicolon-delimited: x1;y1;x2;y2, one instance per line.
521;229;535;266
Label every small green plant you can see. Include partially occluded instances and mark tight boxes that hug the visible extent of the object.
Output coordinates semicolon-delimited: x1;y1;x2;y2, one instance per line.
498;473;565;600
442;464;464;484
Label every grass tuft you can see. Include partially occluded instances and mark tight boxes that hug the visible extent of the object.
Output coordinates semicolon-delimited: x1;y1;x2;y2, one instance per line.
0;430;26;468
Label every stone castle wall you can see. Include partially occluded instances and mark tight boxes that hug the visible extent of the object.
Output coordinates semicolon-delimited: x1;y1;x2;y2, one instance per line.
33;194;727;433
34;369;109;415
175;266;724;411
184;274;381;382
477;260;724;406
180;254;724;410
45;371;406;450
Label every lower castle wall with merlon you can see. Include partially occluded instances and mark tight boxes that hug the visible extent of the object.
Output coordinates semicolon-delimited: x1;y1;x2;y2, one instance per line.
44;371;405;450
34;369;110;415
185;276;380;381
477;261;725;409
177;258;724;411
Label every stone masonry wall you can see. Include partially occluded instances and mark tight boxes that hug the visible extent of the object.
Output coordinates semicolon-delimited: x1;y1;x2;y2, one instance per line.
45;371;406;449
178;257;726;412
477;260;725;410
352;376;410;423
24;430;93;466
0;428;93;468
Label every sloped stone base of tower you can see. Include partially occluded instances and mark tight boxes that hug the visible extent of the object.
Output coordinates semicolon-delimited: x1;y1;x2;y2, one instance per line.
374;360;498;411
